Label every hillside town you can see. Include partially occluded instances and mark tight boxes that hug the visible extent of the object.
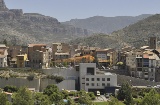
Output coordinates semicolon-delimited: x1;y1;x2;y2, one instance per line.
0;37;160;103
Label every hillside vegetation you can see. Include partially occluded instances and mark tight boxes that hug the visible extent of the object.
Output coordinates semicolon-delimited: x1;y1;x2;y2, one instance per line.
70;14;160;48
63;14;152;34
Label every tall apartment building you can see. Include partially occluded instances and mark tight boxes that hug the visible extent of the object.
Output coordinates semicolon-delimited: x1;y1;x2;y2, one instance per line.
126;51;136;77
126;50;160;81
79;63;117;93
28;44;50;69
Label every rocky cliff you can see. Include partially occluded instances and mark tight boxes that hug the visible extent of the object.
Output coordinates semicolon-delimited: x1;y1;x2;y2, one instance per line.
0;0;91;45
0;0;8;11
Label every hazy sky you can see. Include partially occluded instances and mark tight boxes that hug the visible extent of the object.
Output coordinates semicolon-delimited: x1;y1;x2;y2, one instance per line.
5;0;160;22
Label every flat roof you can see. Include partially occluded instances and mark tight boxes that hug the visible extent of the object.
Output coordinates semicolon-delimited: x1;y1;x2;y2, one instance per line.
104;72;115;76
28;44;46;47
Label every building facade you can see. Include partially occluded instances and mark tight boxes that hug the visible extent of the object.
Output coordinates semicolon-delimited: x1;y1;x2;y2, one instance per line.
16;54;28;68
79;63;117;92
0;44;8;67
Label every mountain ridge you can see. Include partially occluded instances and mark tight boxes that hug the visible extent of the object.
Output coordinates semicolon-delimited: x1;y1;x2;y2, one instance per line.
0;0;91;45
63;14;152;34
69;14;160;49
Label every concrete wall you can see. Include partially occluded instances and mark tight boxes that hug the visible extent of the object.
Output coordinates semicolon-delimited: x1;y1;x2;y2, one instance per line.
57;80;75;90
0;78;40;91
117;74;160;86
42;68;79;80
0;78;75;92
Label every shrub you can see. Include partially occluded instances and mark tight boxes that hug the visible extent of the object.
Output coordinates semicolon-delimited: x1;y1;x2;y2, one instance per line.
3;85;19;93
27;74;34;81
47;75;64;83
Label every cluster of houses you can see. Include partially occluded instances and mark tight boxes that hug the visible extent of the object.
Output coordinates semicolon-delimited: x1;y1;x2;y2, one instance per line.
1;37;160;93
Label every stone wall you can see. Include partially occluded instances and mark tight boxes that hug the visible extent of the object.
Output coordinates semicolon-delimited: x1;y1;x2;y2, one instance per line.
42;68;79;80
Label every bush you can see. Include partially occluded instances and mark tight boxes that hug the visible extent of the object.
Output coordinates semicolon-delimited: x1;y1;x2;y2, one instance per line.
27;74;34;81
88;92;96;100
47;75;64;83
3;85;19;93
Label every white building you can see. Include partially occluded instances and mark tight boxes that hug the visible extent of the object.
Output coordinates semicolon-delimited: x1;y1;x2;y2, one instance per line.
0;55;7;67
0;44;8;67
79;63;117;92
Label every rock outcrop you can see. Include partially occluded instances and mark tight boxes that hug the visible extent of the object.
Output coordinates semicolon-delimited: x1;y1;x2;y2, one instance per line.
0;0;91;45
0;0;8;11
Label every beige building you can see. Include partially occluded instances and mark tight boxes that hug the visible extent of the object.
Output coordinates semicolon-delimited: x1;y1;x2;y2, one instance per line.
52;43;71;61
30;50;50;69
28;44;51;69
126;51;136;76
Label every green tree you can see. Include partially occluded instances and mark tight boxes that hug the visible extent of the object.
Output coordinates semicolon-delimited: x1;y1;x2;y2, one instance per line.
43;84;64;104
12;87;34;105
67;97;77;105
117;82;133;105
3;85;19;93
61;90;69;99
88;92;96;100
34;93;51;105
63;62;68;67
43;84;59;96
139;89;160;105
108;96;119;105
0;92;11;105
77;90;92;105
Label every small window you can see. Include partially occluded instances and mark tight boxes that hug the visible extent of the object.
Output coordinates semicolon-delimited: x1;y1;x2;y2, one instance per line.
97;83;100;86
86;83;89;86
91;83;94;86
91;78;94;81
102;78;105;81
107;83;110;87
97;78;100;81
102;83;105;86
107;78;110;81
86;78;89;81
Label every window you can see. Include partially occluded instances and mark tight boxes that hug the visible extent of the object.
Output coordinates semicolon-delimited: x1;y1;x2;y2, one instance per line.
86;78;89;81
97;83;100;86
107;83;110;87
91;83;94;86
102;78;105;81
87;67;95;75
86;83;89;86
97;78;100;81
107;78;110;81
102;83;105;86
91;78;94;81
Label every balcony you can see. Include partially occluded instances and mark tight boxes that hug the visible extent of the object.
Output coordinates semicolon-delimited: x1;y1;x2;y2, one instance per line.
144;75;148;78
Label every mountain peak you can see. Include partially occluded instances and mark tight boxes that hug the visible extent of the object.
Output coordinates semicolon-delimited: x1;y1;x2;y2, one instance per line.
0;0;8;11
